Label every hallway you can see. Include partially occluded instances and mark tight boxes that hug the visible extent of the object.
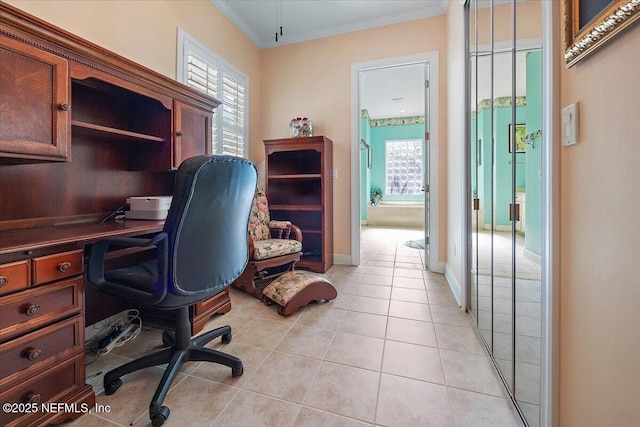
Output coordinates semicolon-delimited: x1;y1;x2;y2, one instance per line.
76;226;522;426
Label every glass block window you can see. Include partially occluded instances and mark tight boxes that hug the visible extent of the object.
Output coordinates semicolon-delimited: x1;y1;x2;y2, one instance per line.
385;139;423;195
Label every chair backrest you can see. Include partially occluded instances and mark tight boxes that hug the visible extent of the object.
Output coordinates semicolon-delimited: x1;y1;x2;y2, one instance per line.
164;155;257;296
247;186;271;244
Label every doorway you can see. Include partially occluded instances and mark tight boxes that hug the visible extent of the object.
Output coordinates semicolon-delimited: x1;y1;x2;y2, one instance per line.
350;52;441;273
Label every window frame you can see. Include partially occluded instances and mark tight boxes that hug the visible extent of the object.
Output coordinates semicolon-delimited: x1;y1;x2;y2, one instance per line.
177;29;249;158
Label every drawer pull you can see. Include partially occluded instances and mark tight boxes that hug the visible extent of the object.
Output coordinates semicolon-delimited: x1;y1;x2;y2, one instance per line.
58;262;72;272
0;276;7;287
24;393;41;404
26;348;42;361
25;304;41;316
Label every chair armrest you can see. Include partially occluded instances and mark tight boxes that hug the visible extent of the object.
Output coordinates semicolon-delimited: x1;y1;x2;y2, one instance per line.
269;222;303;243
86;233;169;305
269;220;292;228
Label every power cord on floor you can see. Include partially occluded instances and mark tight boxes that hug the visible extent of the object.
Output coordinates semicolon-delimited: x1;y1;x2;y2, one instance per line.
85;309;143;364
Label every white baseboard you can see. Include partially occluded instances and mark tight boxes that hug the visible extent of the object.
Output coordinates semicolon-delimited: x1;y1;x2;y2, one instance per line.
486;224;512;232
523;248;541;266
333;254;353;265
430;259;446;274
445;264;462;306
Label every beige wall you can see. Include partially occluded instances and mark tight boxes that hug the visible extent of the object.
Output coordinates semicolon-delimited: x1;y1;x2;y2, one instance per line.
445;1;466;295
558;10;640;427
7;0;448;263
6;0;263;160
260;17;449;261
8;2;639;423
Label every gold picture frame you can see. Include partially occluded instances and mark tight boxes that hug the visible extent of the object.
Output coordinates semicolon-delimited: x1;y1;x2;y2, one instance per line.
509;124;527;153
564;0;640;67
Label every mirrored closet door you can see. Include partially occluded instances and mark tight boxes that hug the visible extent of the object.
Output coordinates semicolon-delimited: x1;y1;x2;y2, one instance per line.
466;1;543;425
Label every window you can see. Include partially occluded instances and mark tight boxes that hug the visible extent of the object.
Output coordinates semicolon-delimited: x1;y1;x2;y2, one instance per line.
385;139;423;195
178;30;248;157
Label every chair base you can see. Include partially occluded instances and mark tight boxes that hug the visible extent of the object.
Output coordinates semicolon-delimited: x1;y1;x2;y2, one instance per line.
232;253;300;299
103;306;242;426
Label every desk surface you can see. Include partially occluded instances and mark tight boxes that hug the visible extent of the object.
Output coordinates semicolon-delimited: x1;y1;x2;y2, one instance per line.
0;220;164;256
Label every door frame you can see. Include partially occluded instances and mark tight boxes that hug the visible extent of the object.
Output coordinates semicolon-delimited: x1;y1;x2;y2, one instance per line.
350;51;443;272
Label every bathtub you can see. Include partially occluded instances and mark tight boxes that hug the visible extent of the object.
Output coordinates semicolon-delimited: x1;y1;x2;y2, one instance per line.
366;201;425;227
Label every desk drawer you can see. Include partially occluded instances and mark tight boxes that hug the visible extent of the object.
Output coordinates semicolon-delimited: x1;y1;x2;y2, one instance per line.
194;288;230;316
32;249;83;285
0;260;30;297
0;277;83;342
0;353;84;427
0;314;83;390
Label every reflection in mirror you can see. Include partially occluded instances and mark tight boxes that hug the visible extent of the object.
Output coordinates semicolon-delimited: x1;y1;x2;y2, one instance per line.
492;39;516;393
514;2;543;425
466;1;543;426
468;0;479;328
473;0;493;353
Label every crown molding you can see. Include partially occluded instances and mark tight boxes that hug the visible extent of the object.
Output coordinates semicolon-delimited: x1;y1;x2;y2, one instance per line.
212;0;448;49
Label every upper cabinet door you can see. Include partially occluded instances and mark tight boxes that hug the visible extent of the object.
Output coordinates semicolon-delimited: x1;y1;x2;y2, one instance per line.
173;100;212;169
0;34;70;161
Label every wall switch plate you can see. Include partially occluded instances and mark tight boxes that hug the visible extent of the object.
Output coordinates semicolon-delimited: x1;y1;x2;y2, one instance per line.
332;169;338;179
562;103;579;146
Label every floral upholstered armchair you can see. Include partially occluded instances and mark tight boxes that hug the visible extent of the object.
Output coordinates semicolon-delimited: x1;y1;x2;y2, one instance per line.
232;187;303;298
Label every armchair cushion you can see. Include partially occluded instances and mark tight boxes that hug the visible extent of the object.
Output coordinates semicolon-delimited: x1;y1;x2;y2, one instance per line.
232;186;303;299
253;238;302;260
248;187;271;243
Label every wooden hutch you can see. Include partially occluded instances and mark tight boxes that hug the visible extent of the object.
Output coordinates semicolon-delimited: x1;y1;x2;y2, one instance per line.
0;3;229;425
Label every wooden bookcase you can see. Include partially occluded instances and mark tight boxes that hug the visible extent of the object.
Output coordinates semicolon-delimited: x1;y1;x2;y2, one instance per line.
264;136;333;273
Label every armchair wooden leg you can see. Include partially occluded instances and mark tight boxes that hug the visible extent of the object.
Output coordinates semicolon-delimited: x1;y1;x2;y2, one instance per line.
232;255;302;299
232;266;261;299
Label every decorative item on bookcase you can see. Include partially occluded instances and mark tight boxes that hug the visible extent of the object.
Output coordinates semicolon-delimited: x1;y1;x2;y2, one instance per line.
289;117;313;137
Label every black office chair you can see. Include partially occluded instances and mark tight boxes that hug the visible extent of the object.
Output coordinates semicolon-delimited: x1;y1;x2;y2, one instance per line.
86;155;257;427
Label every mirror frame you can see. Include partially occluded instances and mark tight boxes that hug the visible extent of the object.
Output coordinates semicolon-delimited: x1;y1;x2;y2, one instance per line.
564;0;640;67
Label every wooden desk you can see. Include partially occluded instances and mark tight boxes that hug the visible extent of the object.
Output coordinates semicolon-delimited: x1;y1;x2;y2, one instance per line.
0;5;227;424
0;220;164;257
0;220;231;426
0;221;160;426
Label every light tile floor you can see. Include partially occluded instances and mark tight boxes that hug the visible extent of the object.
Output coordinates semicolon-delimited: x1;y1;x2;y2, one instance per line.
70;226;523;427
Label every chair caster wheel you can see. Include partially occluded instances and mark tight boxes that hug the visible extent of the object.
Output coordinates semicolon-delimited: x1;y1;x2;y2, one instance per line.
162;330;175;347
221;332;232;344
151;406;170;427
232;361;244;377
104;378;122;395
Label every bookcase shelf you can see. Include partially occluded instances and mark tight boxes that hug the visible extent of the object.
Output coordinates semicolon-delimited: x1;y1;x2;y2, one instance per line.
72;121;167;144
264;136;333;273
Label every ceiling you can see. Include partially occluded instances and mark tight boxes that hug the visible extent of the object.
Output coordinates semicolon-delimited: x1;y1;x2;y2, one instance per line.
212;0;447;120
360;64;426;120
211;0;449;49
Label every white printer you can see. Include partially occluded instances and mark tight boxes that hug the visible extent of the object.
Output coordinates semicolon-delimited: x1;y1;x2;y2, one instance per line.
125;196;173;220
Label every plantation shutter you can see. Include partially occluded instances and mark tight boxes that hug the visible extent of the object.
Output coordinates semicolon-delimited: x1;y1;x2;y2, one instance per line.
180;30;248;157
220;70;246;157
185;51;219;151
